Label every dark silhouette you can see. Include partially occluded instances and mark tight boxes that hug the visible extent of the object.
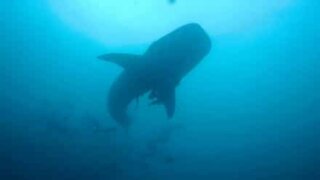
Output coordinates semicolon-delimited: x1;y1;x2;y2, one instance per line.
98;23;211;127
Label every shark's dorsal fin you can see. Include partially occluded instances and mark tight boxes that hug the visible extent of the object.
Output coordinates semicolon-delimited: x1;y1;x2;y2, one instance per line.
98;53;142;70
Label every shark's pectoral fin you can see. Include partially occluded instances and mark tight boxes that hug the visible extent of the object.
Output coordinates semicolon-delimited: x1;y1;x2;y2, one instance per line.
149;81;176;118
97;53;142;70
163;88;175;118
157;85;176;118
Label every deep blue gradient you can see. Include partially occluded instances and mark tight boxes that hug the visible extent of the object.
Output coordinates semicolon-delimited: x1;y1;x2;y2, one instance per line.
1;1;319;179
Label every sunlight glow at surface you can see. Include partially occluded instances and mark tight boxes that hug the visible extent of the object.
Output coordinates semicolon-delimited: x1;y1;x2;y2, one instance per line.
49;0;294;46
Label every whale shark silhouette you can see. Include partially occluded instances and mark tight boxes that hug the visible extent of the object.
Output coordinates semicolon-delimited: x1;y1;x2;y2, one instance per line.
98;23;211;127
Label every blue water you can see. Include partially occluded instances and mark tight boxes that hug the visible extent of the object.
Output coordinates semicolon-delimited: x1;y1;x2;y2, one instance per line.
1;0;319;179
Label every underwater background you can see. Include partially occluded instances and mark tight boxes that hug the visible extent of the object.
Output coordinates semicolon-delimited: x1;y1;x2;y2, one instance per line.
1;0;319;179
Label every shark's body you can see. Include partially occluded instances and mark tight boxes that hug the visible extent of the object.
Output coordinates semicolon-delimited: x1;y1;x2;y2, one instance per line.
98;23;211;127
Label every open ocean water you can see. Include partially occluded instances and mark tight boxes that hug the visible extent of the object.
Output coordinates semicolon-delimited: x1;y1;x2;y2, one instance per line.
1;0;319;179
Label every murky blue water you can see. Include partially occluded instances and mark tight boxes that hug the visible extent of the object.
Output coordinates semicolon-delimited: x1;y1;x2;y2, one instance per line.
1;0;319;179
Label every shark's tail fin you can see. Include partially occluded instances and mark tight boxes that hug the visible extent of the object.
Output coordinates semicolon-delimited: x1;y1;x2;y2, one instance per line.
98;53;144;128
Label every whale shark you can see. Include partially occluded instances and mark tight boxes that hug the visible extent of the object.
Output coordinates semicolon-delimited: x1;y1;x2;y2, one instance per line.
98;23;211;127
